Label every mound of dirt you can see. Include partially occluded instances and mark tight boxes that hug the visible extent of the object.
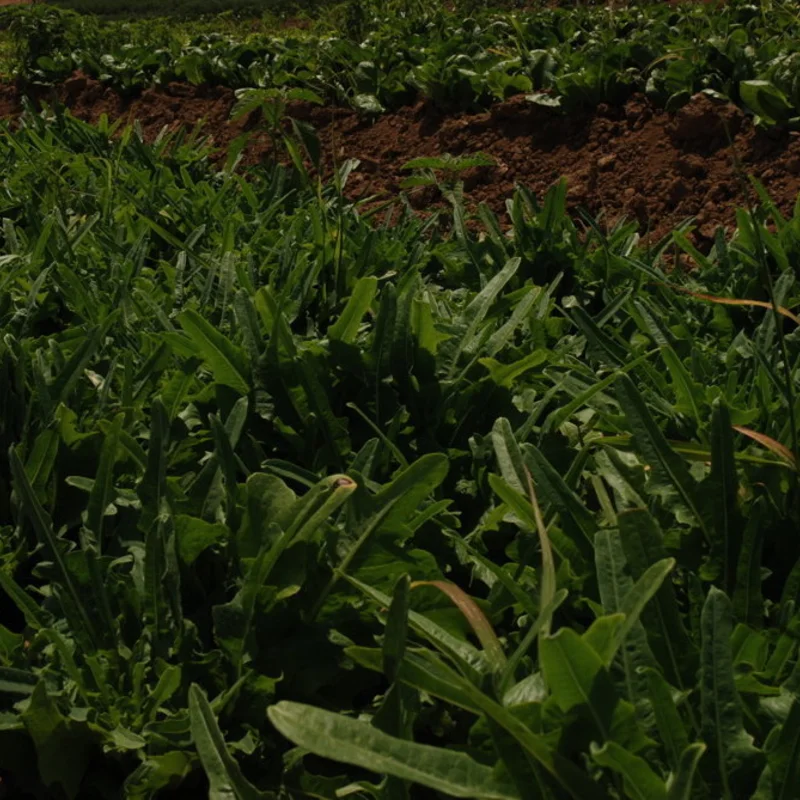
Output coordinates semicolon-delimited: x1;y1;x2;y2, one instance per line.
1;75;798;244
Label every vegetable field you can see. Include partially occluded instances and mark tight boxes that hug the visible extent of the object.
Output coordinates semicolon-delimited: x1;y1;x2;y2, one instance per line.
2;1;800;799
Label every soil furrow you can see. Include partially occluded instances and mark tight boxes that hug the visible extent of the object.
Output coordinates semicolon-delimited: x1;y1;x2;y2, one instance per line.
2;74;798;242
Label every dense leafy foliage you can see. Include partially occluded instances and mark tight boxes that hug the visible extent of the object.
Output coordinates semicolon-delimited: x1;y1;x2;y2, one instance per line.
5;0;800;121
1;99;800;799
45;0;324;20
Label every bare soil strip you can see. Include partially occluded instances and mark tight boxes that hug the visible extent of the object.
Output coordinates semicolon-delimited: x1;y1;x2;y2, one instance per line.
2;74;797;242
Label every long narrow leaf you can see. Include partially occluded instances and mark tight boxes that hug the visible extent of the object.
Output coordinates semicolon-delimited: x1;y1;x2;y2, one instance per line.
178;309;250;395
86;413;123;548
700;588;761;795
268;701;521;800
9;446;98;650
615;375;709;542
666;744;706;800
594;530;658;702
189;684;267;800
591;741;667;800
707;400;741;593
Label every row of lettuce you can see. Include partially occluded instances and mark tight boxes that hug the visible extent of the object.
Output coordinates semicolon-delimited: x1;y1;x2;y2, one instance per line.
1;96;800;797
2;0;800;124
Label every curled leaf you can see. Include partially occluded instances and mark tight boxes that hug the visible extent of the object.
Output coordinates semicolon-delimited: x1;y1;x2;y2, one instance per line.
732;426;797;470
662;284;800;327
410;580;506;671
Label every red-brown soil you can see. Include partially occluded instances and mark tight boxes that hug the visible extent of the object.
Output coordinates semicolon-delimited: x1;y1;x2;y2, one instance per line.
2;74;798;243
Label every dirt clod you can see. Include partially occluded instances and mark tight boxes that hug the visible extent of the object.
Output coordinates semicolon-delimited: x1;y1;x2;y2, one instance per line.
670;92;744;143
597;154;617;171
